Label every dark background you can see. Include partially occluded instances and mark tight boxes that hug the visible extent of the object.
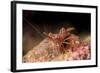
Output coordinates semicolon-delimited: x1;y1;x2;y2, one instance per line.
22;10;91;55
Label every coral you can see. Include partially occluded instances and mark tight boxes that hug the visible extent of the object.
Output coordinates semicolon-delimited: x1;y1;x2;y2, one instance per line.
23;27;91;63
